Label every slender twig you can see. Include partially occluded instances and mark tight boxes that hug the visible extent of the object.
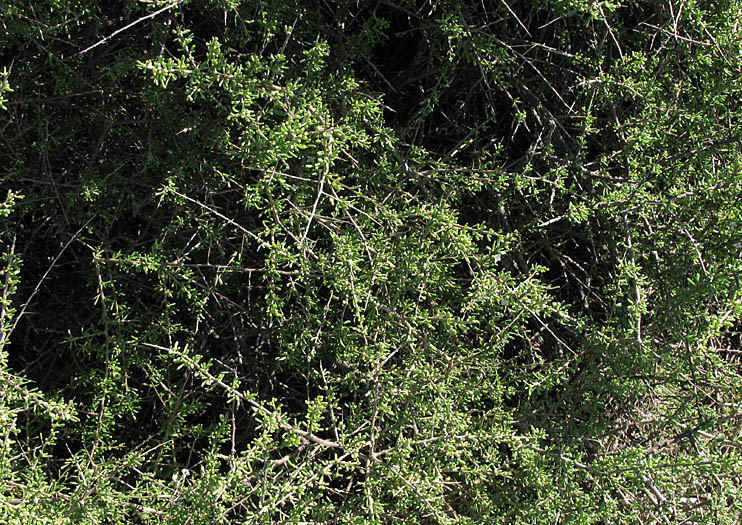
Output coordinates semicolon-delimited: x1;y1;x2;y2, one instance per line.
0;232;17;347
500;0;531;37
6;216;94;343
75;1;184;56
142;342;343;450
94;255;300;275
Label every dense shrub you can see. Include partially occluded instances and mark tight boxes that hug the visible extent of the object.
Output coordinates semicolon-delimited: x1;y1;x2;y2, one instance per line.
1;1;741;523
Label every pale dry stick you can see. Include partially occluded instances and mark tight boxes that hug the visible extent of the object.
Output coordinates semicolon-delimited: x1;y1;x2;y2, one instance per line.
284;196;343;234
526;41;576;59
377;457;449;522
537;214;567;228
0;368;72;419
691;429;727;494
257;444;308;466
363;56;399;93
0;232;17;347
458;307;527;366
714;348;742;355
5;216;94;346
373;433;536;459
518;443;594;471
370;344;402;377
500;0;532;37
363;320;393;518
495;195;529;274
0;494;69;525
326;183;377;261
669;0;681;43
95;253;274;331
642;474;668;506
299;172;326;253
600;179;736;215
258;169;317;184
167;188;264;246
365;379;380;519
346;260;361;321
264;189;320;260
87;255;114;469
318;360;342;444
41;120;70;228
325;182;383;227
661;132;741;167
498;268;579;358
696;429;742;449
622;212;643;344
277;18;298;56
676;218;720;306
254;450;354;518
638;22;711;46
641;215;663;268
306;292;334;381
75;1;184;56
537;4;587;29
95;256;300;275
141;342;342;450
700;23;734;66
493;36;572;111
369;298;454;367
597;2;624;59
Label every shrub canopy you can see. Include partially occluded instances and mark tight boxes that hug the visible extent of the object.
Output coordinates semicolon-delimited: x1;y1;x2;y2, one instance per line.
1;0;741;523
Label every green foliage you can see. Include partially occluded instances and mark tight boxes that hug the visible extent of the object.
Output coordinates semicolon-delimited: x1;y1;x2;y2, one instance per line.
1;0;741;522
